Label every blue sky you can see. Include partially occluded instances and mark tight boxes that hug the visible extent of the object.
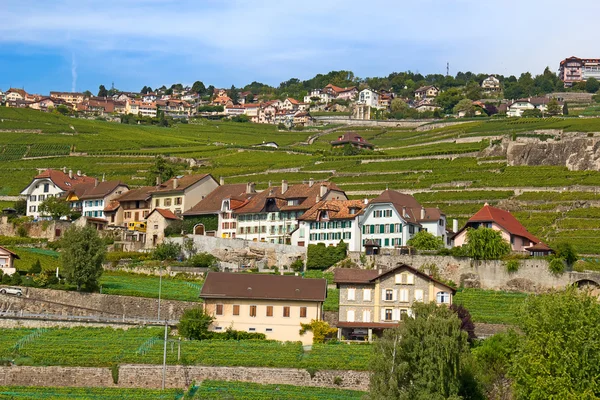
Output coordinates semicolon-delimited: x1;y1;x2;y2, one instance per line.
1;0;599;94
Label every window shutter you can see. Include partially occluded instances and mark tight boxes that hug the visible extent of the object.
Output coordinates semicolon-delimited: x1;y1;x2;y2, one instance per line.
363;310;371;323
415;289;423;302
390;224;394;233
407;273;414;285
347;310;355;322
392;289;398;301
381;289;386;301
400;289;409;302
392;309;400;321
380;309;386;321
395;274;401;284
363;289;371;301
348;288;355;301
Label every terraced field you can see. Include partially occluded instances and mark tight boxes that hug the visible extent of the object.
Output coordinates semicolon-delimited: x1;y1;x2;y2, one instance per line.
2;108;600;254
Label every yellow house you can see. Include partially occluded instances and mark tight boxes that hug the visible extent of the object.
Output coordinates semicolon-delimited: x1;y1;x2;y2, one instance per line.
151;174;219;217
200;272;327;344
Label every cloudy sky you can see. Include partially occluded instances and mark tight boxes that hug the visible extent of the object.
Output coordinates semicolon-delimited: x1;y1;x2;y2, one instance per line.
1;0;598;94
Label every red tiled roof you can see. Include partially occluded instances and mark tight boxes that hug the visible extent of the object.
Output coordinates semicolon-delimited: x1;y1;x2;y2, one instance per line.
148;208;179;220
299;199;366;221
287;98;300;105
464;204;540;244
331;133;374;148
32;169;96;191
104;200;121;212
200;272;327;302
183;184;256;216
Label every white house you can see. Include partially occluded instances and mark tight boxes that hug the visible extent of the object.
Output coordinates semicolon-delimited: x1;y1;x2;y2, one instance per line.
357;89;380;109
78;181;129;219
481;75;501;92
506;97;562;117
359;190;446;251
291;199;366;251
21;169;96;219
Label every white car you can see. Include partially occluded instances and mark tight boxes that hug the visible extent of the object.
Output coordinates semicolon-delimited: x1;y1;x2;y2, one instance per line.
0;287;22;296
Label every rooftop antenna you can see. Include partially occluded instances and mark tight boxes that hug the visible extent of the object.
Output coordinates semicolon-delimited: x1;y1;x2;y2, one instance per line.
446;62;449;77
111;81;115;91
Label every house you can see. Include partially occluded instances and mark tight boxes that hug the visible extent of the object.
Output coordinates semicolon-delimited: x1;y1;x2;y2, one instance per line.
243;104;261;123
559;56;600;87
334;264;456;341
212;96;233;107
5;88;27;102
357;89;380;108
126;100;157;117
200;272;327;344
29;97;69;111
0;89;5;102
414;86;439;100
151;174;219;217
108;186;155;239
20;169;96;219
453;204;543;252
293;111;311;126
304;88;336;104
142;93;158;102
234;181;347;244
330;133;374;150
291;199;367;251
183;182;257;238
323;84;358;101
281;98;301;111
156;99;193;116
359;190;446;251
76;97;120;115
0;246;19;276
77;181;129;220
525;242;554;257
481;75;501;92
415;102;441;113
506;97;563;117
49;92;86;105
225;105;245;117
145;208;180;248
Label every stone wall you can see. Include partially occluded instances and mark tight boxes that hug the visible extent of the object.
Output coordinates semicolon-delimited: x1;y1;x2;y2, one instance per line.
0;318;153;330
0;217;70;241
0;287;198;320
347;253;595;292
168;235;306;269
313;116;429;128
0;365;370;391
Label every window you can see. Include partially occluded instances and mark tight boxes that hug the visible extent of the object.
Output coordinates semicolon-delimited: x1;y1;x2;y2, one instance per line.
363;289;371;301
164;199;172;206
437;292;450;304
409;225;415;234
385;289;393;301
232;305;240;316
385;309;393;321
216;304;223;315
175;197;182;205
300;307;307;318
347;310;355;322
347;288;355;301
143;211;149;218
249;328;256;332
363;310;371;323
155;199;160;207
379;225;385;234
125;212;131;218
283;306;290;318
415;289;424;302
266;306;273;317
266;328;273;332
43;183;49;193
384;210;392;217
249;305;257;317
39;195;45;202
30;195;36;202
29;206;36;212
399;289;409;302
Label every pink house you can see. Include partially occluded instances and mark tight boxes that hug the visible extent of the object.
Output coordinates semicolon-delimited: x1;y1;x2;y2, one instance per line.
453;204;544;252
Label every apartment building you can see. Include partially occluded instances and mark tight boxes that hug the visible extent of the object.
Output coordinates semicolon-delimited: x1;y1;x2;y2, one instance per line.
200;272;327;344
126;100;157;117
481;75;501;92
334;265;455;341
64;180;128;219
151;174;219;216
559;56;600;87
357;89;380;108
49;92;86;105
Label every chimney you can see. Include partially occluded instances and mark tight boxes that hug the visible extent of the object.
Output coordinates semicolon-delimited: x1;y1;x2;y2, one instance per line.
76;170;81;176
268;180;272;187
402;206;406;217
219;176;224;186
281;180;288;194
246;182;255;193
420;207;426;220
94;178;98;187
62;166;66;173
364;198;368;205
102;173;105;182
453;219;459;233
156;176;161;186
309;178;314;187
316;195;321;202
173;178;178;189
68;170;73;179
319;184;327;198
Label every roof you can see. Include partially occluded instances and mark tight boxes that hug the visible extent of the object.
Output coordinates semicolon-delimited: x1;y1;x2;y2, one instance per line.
331;133;374;148
183;184;256;216
114;186;155;202
7;88;26;97
200;272;327;302
369;190;420;221
234;181;346;214
337;322;399;329
415;85;438;93
287;98;300;105
525;242;553;252
509;97;563;107
147;208;180;220
152;174;212;195
104;200;120;212
30;169;96;191
459;204;540;244
0;246;19;259
324;84;357;94
334;264;456;293
79;181;127;200
299;199;367;221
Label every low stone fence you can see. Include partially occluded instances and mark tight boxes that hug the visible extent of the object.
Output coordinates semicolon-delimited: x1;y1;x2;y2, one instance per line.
0;365;370;391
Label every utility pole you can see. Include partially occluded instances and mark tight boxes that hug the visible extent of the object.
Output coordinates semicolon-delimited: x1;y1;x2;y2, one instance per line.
446;62;450;77
162;320;168;390
157;265;162;320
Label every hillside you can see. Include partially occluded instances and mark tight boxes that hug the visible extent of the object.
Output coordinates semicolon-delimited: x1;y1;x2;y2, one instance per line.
2;108;600;254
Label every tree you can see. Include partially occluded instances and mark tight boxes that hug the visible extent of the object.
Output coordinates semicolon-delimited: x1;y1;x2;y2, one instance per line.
306;241;347;270
391;98;410;114
299;320;337;344
521;109;542;118
61;226;106;291
191;81;206;95
228;85;240;104
407;230;443;250
554;241;577;266
435;88;465;114
39;196;71;220
464;81;482;101
465;227;511;260
546;97;562;116
511;287;600;399
98;85;108;97
13;198;26;216
586;77;600;93
472;331;519;400
83;90;92;98
244;92;254;104
145;156;178;186
453;98;476;117
29;259;42;274
563;101;569;115
450;304;476;342
56;105;70;115
153;242;181;261
369;302;473;400
178;307;214;340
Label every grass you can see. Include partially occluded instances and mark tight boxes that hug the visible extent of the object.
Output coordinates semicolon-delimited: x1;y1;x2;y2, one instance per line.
0;386;182;399
193;380;366;399
454;289;528;325
99;271;202;302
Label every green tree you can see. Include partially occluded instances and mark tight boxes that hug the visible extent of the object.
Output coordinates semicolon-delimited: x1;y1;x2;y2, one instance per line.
369;302;473;400
191;81;206;95
29;259;42;274
472;331;519;399
55;105;70;115
299;320;337;344
554;241;578;266
39;196;71;220
511;287;600;399
586;77;600;93
521;109;542;118
61;226;106;291
435;88;465;114
13;198;26;216
178;307;214;340
153;242;181;261
464;81;482;101
465;227;511;260
546;98;562;116
391;98;409;113
83;90;92;98
145;156;178;186
563;101;569;115
407;230;443;250
98;85;108;97
244;92;254;104
228;85;240;104
453;98;476;117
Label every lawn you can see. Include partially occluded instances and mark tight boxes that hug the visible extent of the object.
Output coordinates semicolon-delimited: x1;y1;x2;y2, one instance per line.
0;386;182;399
99;271;202;302
192;380;366;399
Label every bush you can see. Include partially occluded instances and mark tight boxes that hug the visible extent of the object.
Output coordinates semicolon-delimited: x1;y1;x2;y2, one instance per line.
554;242;578;266
549;257;565;274
407;231;443;251
29;259;42;275
17;225;28;238
306;241;347;270
186;253;217;269
299;320;337;344
505;259;520;273
290;259;304;272
178;307;214;340
153;242;181;261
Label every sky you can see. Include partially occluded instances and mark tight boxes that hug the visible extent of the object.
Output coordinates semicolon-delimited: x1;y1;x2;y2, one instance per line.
1;0;599;94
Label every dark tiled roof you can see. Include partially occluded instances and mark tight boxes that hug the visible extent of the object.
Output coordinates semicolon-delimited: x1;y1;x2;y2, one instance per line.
79;181;127;200
114;186;155;202
148;208;179;220
183;184;255;216
152;174;212;194
370;190;443;224
200;272;327;302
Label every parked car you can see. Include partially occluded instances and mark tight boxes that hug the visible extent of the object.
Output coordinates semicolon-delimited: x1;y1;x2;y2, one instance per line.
0;287;22;296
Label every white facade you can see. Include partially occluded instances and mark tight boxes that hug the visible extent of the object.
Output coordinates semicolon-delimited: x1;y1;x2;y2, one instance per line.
82;199;107;218
218;199;238;239
237;211;301;244
292;218;362;252
506;101;549;117
21;180;66;219
359;204;415;249
357;89;380;108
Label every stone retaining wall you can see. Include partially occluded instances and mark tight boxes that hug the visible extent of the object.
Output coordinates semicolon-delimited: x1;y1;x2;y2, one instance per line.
0;365;370;391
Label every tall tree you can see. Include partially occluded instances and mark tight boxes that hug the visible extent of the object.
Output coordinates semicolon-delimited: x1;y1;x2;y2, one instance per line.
586;77;600;93
454;98;476;117
191;81;206;95
61;226;106;291
546;98;562;116
465;227;511;260
97;85;108;97
39;196;71;220
228;85;240;104
369;302;473;400
146;156;178;185
407;230;443;250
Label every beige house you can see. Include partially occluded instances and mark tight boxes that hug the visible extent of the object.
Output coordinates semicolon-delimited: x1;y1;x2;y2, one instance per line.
414;85;439;100
49;92;86;105
334;264;455;341
200;272;327;344
0;247;19;276
145;208;180;248
151;174;219;217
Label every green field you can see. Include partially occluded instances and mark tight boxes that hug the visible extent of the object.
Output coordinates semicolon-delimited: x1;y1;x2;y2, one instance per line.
2;108;600;254
454;289;528;325
0;386;182;399
99;271;202;302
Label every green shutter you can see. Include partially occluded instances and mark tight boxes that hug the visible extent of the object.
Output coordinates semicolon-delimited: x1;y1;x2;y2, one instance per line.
390;224;395;233
380;225;385;234
384;238;390;246
370;225;375;234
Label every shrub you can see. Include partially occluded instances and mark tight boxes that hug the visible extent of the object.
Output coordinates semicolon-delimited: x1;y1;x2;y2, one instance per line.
306;241;347;270
153;242;181;261
29;259;42;275
290;259;304;272
333;376;343;385
554;242;578;266
110;364;119;384
465;228;511;260
407;231;443;250
549;257;565;274
11;273;22;285
299;320;337;344
186;253;217;269
505;259;520;273
178;307;214;340
17;225;28;238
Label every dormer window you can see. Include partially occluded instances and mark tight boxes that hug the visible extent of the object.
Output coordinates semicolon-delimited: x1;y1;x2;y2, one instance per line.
287;199;299;206
349;208;357;215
